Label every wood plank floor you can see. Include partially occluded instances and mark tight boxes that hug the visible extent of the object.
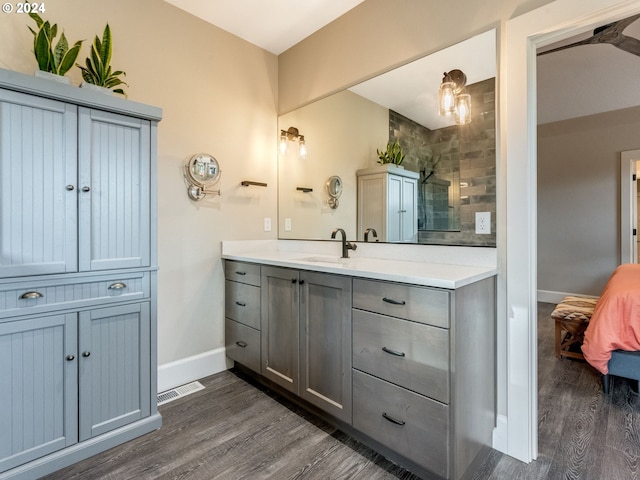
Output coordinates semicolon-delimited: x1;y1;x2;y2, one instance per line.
42;303;640;480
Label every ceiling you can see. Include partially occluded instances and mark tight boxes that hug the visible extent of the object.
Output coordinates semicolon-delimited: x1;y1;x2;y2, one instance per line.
163;0;366;55
164;1;640;126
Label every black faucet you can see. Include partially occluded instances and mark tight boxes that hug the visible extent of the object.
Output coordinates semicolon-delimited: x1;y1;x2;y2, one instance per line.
331;228;357;258
364;228;378;242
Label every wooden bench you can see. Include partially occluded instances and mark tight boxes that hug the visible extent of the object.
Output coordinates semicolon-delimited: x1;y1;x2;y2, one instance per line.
551;295;599;360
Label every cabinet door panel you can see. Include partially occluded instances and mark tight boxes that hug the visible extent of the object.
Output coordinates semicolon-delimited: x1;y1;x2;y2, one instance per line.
0;314;77;473
300;272;352;423
0;89;77;278
402;177;418;243
78;108;150;271
387;175;402;242
79;302;150;441
261;266;299;394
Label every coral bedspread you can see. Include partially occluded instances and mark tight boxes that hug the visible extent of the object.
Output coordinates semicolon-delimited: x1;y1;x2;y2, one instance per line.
582;264;640;374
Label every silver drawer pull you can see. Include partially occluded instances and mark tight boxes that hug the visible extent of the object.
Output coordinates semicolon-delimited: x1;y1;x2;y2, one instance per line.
236;341;248;348
382;412;406;426
382;346;405;357
235;301;246;307
108;282;127;290
20;291;44;300
235;271;247;276
382;297;406;306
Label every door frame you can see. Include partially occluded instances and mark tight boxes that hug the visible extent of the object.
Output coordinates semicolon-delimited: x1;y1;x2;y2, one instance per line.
502;0;640;463
621;150;640;263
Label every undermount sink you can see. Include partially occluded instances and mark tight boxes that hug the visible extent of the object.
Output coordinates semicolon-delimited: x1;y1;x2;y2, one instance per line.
296;255;353;266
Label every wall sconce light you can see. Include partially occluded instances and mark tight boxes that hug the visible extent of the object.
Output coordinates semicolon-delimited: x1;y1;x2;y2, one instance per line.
280;126;307;159
438;69;471;125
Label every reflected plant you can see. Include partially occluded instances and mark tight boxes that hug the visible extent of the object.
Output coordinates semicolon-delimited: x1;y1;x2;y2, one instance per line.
377;140;405;166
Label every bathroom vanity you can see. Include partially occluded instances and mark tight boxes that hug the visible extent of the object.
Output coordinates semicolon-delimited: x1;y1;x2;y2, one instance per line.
222;240;496;480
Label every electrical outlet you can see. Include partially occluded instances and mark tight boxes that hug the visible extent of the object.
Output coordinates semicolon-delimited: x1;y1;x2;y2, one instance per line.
285;218;292;231
264;217;272;232
476;212;491;234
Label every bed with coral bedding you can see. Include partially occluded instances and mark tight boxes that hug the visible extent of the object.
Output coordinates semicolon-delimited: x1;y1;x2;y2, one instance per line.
582;264;640;374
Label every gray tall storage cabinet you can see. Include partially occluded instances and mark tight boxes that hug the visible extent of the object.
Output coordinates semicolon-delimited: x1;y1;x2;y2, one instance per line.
0;69;161;480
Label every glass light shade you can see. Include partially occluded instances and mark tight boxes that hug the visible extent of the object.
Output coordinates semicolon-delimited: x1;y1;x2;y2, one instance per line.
279;132;288;155
438;81;456;116
454;93;471;125
298;137;307;160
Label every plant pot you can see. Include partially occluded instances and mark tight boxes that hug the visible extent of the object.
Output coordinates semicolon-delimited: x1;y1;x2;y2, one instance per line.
34;70;71;85
80;82;112;95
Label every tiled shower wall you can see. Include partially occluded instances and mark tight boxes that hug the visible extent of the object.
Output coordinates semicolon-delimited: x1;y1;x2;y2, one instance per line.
389;77;496;246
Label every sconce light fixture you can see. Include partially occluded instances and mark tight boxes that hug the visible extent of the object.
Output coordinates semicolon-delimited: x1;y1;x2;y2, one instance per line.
280;126;307;159
438;69;471;125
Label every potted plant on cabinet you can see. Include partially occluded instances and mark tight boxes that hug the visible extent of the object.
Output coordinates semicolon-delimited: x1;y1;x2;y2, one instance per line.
76;24;128;96
376;139;405;166
28;13;83;84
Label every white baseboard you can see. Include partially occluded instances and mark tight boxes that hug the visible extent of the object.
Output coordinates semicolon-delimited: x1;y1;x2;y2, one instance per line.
492;414;508;454
157;347;232;393
537;289;586;304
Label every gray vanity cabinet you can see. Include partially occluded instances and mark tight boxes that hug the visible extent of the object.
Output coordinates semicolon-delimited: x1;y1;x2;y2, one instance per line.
299;271;352;423
260;266;300;394
259;266;352;423
0;68;161;480
225;261;261;373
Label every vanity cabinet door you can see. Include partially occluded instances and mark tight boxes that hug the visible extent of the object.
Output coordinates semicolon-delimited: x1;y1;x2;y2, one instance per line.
0;89;78;278
299;271;352;424
261;266;299;395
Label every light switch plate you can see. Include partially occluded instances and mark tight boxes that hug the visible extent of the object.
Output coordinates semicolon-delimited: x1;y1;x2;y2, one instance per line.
284;218;292;231
264;217;272;232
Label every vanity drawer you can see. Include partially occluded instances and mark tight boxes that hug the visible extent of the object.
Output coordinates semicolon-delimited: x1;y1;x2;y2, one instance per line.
353;309;449;403
0;272;150;319
353;369;449;479
353;278;449;328
225;280;261;330
225;318;261;373
224;260;261;287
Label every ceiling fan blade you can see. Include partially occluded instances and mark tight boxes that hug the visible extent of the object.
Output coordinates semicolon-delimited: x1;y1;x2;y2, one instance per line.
615;35;640;57
537;38;595;56
601;14;640;36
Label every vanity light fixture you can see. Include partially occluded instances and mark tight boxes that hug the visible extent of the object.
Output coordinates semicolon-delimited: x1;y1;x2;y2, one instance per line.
280;126;307;159
438;69;471;125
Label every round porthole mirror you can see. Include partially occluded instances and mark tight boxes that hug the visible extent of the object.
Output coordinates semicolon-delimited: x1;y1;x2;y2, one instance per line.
184;153;221;201
326;175;342;209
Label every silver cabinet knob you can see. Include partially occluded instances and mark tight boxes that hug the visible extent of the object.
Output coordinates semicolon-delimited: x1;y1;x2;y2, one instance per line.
66;354;75;361
82;351;91;357
66;185;75;191
81;186;91;192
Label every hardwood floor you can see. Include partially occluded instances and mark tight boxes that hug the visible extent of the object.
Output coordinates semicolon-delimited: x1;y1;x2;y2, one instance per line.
42;303;640;480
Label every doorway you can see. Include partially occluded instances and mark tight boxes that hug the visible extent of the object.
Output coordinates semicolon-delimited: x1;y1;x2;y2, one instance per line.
621;150;640;263
503;0;640;464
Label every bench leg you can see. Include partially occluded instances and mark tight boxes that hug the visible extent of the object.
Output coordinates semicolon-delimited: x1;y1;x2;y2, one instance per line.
602;374;611;394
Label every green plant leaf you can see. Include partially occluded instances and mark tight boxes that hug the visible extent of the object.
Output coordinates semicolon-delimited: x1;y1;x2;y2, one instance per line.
28;12;43;28
34;28;51;71
90;45;104;83
100;24;112;71
52;32;68;73
58;41;82;76
50;23;57;41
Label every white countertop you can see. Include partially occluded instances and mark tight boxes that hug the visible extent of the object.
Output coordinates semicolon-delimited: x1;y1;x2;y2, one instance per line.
221;240;497;289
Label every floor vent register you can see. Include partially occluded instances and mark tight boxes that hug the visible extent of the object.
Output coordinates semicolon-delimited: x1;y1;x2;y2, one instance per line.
157;381;205;406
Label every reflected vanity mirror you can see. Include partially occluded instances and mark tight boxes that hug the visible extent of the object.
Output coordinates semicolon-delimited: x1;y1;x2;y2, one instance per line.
278;29;496;246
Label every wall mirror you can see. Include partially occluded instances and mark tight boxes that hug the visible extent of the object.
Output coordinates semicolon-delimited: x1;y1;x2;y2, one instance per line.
278;29;497;246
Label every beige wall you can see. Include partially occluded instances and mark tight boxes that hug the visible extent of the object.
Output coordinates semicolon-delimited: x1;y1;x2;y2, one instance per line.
538;106;640;296
278;0;554;114
0;0;278;366
278;90;388;239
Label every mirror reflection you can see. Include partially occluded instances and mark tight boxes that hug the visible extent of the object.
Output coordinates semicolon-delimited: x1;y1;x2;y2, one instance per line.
278;29;496;246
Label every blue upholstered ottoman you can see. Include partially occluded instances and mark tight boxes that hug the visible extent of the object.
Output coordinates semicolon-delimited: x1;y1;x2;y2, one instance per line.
602;350;640;394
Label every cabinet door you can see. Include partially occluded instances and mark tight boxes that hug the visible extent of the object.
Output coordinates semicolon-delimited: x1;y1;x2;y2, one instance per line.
401;176;418;243
387;175;402;242
0;89;77;278
261;266;299;394
299;272;352;423
78;302;150;441
0;314;77;473
78;108;150;271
